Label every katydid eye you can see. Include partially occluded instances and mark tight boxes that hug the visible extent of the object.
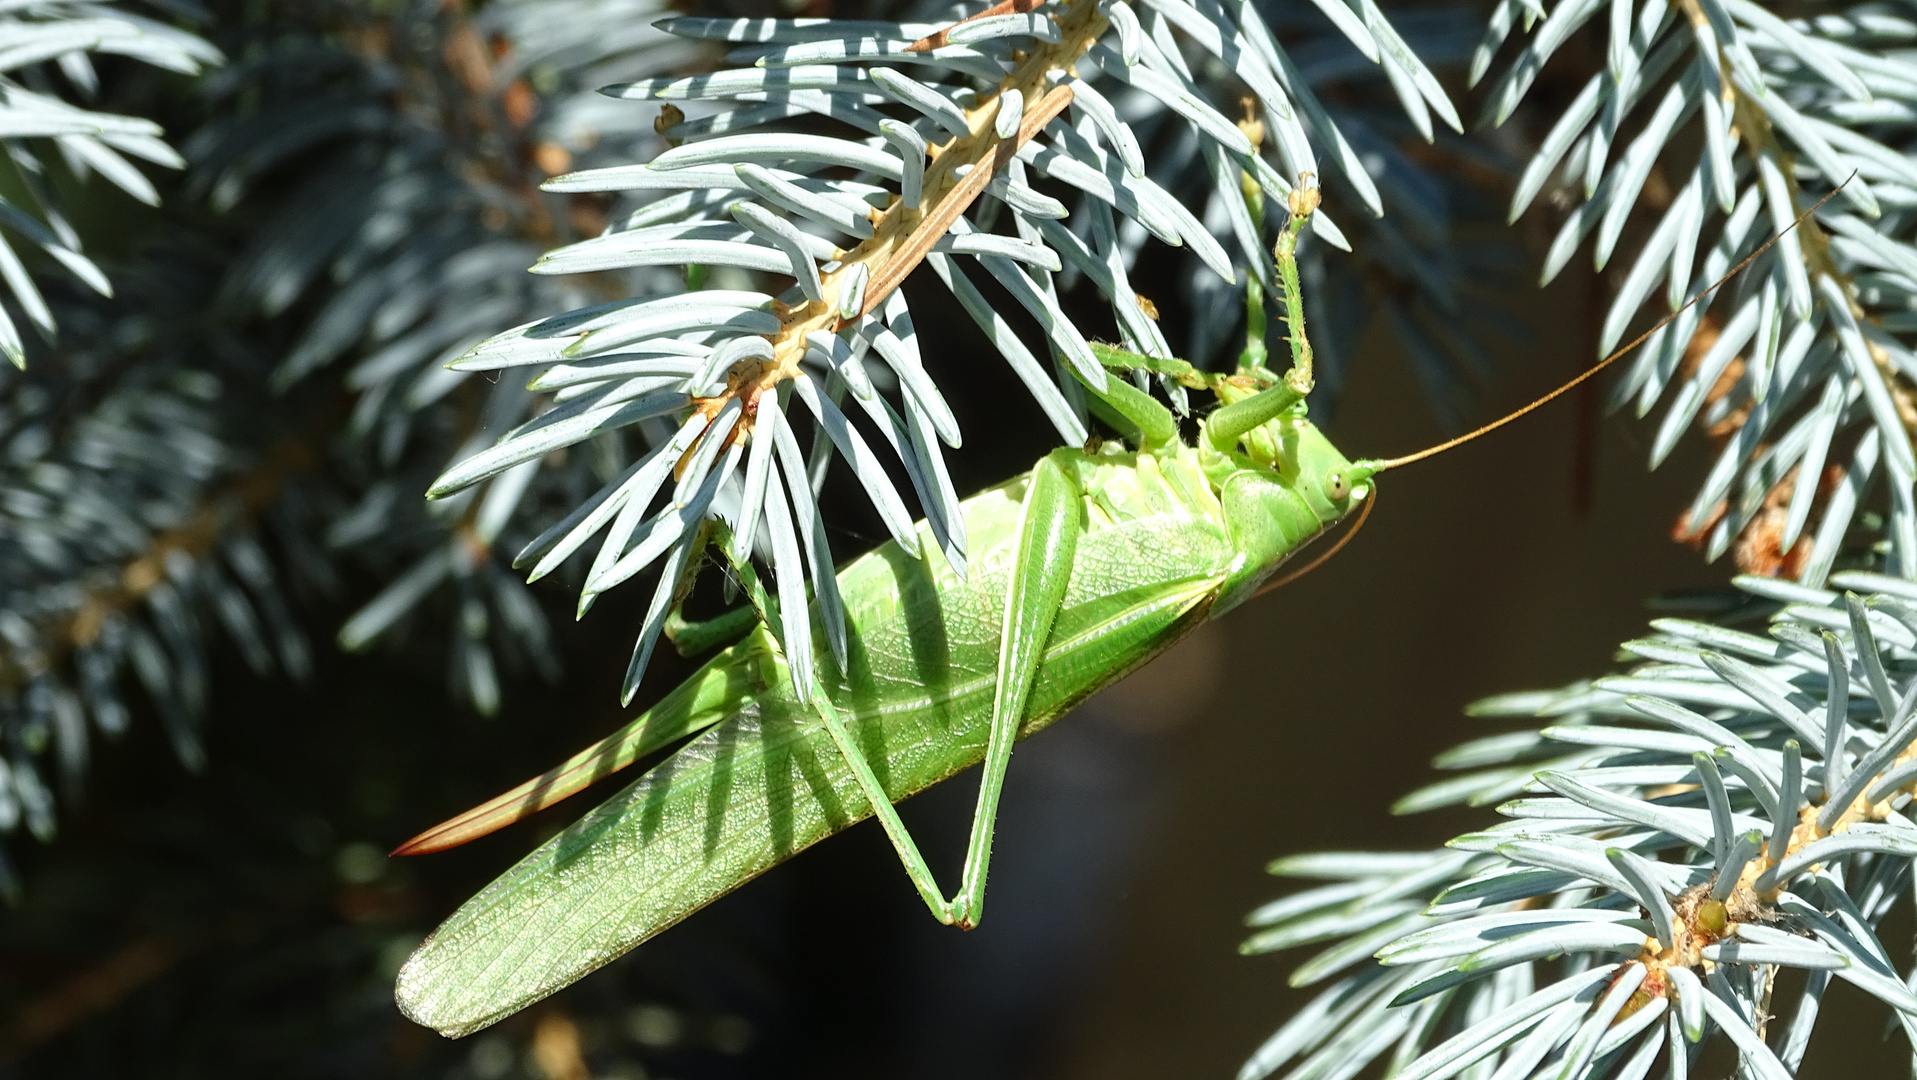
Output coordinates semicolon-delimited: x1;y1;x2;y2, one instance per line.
1325;471;1349;500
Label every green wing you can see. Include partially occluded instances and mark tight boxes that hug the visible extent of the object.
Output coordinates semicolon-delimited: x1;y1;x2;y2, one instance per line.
391;633;785;855
398;465;1236;1036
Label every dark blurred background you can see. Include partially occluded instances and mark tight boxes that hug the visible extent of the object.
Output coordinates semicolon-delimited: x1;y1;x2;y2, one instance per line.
1;6;1904;1080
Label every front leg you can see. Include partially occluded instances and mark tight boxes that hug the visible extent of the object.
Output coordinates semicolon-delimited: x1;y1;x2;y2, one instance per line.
1206;185;1319;452
953;451;1084;928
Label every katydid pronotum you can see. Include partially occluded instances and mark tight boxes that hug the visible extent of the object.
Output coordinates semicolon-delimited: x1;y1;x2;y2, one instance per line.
392;180;1835;1038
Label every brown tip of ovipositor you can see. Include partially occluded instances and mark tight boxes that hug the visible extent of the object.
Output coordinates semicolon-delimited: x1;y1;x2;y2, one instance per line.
390;815;492;857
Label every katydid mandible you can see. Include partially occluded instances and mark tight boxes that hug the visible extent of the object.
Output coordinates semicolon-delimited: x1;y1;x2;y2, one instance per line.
392;183;1832;1038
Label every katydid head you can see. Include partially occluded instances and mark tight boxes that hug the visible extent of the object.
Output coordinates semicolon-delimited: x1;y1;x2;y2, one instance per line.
1211;416;1376;615
1284;417;1376;524
1325;460;1382;502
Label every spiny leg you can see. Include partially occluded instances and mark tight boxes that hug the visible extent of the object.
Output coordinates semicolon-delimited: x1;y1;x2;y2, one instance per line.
952;450;1084;928
810;451;1090;929
812;335;1174;926
1273;184;1318;391
1206;184;1320;451
950;357;1183;927
806;678;961;924
707;517;962;922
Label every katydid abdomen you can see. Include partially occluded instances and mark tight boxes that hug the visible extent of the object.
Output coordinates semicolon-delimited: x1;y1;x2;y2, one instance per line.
396;444;1310;1036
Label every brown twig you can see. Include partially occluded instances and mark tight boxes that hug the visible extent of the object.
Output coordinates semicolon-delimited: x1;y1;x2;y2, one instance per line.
679;0;1110;448
850;82;1075;324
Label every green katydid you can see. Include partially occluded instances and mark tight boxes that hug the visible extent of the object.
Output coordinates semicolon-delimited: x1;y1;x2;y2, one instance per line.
391;182;1832;1038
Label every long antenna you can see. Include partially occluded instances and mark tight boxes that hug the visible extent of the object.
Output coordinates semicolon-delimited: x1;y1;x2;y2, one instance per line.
1377;178;1852;472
